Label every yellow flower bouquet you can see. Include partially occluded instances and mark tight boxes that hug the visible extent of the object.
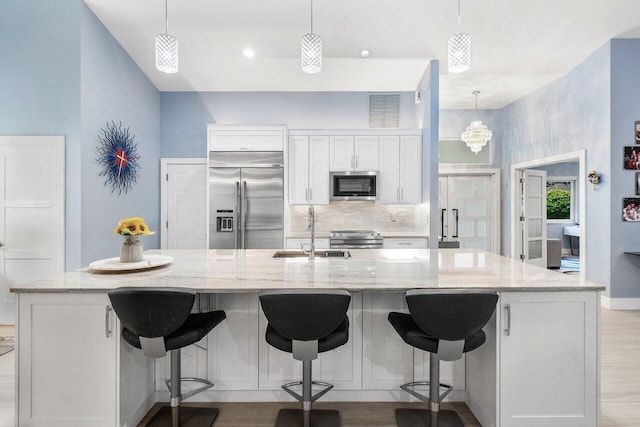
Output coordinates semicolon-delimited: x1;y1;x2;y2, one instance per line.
113;217;155;236
114;217;154;262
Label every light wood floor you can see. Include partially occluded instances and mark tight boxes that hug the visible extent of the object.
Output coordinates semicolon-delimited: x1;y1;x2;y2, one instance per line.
2;310;640;426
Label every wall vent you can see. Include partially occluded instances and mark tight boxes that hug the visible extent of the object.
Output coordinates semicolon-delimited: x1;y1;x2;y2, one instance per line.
369;93;400;128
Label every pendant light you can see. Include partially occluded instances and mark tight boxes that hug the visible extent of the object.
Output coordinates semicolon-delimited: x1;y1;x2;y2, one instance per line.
461;91;492;154
448;0;470;73
155;0;178;74
301;0;322;73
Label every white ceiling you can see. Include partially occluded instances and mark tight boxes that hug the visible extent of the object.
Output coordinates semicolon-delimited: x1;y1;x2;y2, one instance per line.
84;0;640;110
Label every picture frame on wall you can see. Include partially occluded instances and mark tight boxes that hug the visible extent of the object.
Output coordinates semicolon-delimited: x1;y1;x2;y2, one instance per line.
623;198;640;221
624;146;640;170
636;121;640;143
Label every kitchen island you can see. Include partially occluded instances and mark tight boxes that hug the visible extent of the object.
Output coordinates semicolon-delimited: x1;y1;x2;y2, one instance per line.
12;249;603;427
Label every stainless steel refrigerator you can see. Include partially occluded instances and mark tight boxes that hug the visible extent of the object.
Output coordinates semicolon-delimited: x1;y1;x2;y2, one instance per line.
209;151;284;249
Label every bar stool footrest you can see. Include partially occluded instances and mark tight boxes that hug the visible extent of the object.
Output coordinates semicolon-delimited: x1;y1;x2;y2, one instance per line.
281;380;334;403
275;408;340;427
164;377;214;402
400;381;453;404
395;408;463;427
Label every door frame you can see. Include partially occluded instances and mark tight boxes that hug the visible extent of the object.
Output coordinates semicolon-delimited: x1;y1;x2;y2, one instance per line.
439;167;501;254
160;158;207;249
510;150;586;279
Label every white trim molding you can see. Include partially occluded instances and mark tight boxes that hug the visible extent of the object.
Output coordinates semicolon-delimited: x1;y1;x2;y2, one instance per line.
601;295;640;310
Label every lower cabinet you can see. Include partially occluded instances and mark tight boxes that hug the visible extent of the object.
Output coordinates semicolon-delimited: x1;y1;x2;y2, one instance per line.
17;293;117;427
499;292;598;426
383;237;428;249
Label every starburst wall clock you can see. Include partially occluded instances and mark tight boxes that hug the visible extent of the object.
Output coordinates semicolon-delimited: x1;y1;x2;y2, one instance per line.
96;121;141;195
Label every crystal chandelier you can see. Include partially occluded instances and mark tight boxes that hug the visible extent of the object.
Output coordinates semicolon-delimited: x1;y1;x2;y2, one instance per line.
301;0;322;73
461;91;492;154
448;0;470;73
155;0;178;74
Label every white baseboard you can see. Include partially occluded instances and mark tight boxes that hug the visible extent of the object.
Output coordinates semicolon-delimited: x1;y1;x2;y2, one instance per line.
601;296;640;310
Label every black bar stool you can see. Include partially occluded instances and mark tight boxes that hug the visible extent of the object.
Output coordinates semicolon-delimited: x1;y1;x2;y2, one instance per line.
259;290;351;427
108;287;226;427
388;289;498;427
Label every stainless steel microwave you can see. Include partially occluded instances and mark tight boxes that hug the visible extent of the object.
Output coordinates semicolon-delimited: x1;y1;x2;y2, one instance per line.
330;171;378;201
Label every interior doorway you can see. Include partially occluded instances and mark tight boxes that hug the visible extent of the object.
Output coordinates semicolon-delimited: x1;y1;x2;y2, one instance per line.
511;150;586;279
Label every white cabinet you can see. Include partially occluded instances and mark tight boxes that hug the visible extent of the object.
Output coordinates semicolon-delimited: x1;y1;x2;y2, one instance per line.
383;237;428;249
329;136;379;171
379;136;422;204
288;136;330;205
208;125;286;151
499;292;598;426
17;293;117;427
286;238;330;250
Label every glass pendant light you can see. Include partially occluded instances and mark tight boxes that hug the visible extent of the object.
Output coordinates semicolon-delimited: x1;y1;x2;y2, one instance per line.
155;0;178;74
461;91;492;154
448;0;470;73
301;0;322;73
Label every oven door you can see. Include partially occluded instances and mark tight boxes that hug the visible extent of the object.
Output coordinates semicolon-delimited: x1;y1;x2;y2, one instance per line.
331;172;377;200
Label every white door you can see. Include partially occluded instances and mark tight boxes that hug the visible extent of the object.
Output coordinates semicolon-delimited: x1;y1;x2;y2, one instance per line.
288;136;310;205
519;169;547;267
308;136;330;204
0;136;65;324
354;135;379;171
439;175;495;252
163;161;208;249
329;136;355;171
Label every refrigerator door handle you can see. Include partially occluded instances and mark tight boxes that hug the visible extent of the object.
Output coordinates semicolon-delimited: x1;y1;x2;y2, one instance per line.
452;208;459;238
441;208;447;240
242;181;248;249
235;181;240;249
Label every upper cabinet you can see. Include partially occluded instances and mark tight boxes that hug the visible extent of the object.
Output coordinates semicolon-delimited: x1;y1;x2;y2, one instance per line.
208;125;286;152
329;136;379;171
379;135;422;205
288;135;330;205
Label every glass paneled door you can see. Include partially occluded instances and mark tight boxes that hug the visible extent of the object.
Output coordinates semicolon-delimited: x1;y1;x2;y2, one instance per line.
519;169;547;267
439;175;495;252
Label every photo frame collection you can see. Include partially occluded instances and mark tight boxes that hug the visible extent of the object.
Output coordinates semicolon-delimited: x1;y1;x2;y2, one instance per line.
622;121;640;221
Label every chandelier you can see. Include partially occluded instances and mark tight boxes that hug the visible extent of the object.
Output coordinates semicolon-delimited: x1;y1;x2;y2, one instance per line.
301;0;322;73
448;0;470;73
461;91;492;154
155;0;178;74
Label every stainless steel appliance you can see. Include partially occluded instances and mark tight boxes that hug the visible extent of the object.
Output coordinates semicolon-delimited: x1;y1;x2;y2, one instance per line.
209;151;284;249
329;230;383;249
330;171;378;201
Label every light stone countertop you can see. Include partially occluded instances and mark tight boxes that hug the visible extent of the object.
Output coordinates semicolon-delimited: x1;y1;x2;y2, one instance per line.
11;249;604;293
285;233;429;239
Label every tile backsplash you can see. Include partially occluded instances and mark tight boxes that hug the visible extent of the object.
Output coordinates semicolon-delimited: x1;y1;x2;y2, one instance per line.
289;201;428;234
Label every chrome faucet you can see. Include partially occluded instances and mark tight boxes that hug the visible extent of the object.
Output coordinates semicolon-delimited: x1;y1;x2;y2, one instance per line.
302;205;315;260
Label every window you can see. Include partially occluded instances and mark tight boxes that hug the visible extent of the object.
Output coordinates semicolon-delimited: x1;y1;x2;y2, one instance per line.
546;178;576;222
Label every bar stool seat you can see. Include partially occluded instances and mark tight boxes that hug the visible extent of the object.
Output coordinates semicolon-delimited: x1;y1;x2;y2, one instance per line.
265;317;349;354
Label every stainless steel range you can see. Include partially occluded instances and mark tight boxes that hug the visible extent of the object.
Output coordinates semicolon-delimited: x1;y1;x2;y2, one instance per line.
329;230;383;249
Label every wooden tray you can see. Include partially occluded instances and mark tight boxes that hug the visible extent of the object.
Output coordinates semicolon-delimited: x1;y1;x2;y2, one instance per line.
88;255;173;272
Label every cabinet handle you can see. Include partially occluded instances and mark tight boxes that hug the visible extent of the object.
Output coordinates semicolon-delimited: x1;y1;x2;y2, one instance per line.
351;156;354;169
105;306;113;338
398;242;411;246
309;188;313;201
397;188;400;201
504;304;511;336
355;155;358;168
305;188;308;201
401;188;404;200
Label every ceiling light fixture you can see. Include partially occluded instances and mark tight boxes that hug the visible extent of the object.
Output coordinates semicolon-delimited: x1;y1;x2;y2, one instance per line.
448;0;470;73
301;0;322;73
461;91;492;154
155;0;178;73
243;48;255;58
360;49;371;58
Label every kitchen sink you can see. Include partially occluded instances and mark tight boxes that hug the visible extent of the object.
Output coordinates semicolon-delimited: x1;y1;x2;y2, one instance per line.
272;250;351;259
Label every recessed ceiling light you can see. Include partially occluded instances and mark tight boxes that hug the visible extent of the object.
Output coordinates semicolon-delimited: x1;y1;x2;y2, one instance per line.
243;48;255;58
360;49;371;58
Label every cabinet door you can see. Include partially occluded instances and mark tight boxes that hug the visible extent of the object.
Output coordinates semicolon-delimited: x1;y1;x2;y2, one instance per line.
308;136;330;204
209;129;284;151
378;136;400;204
500;292;598;427
17;293;117;427
362;292;413;389
383;238;428;249
286;238;330;250
354;136;379;171
399;135;422;204
288;136;310;205
329;136;355;171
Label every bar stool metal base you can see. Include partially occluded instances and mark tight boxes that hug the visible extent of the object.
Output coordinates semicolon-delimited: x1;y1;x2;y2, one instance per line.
275;408;340;427
144;406;218;427
395;408;463;427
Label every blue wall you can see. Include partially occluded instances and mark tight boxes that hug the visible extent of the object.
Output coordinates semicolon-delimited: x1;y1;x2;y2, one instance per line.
610;39;640;298
80;5;160;265
0;0;83;270
160;92;418;158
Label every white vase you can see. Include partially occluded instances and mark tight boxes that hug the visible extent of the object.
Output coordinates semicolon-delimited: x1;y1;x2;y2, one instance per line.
120;235;143;263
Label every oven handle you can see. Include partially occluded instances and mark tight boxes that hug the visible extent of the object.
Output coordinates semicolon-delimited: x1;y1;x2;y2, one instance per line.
330;244;384;249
